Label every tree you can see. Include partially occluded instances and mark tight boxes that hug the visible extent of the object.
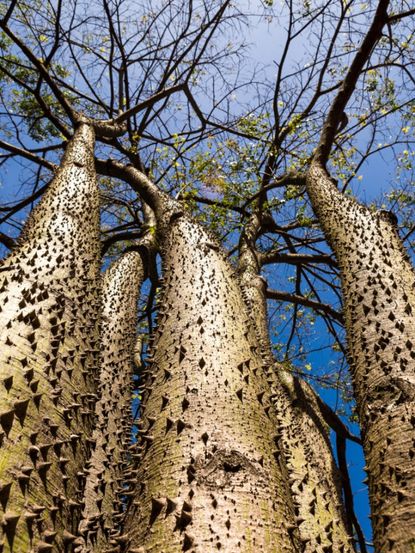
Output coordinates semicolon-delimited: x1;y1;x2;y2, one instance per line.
0;123;101;551
79;248;148;552
0;1;414;552
305;2;415;550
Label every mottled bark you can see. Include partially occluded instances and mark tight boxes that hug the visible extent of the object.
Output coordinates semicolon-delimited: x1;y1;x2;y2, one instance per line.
0;124;100;552
307;162;415;552
238;214;355;553
123;209;300;553
77;250;146;552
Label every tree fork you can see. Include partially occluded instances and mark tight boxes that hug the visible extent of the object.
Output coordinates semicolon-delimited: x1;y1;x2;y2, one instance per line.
0;123;101;552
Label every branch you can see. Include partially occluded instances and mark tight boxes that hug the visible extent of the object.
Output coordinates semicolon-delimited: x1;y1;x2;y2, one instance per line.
0;23;76;123
314;0;390;165
95;158;165;214
388;8;415;23
101;231;145;256
0;231;15;250
336;435;368;553
179;193;247;215
0;139;57;171
0;24;127;139
111;84;184;125
312;394;361;444
266;288;344;324
259;251;337;268
1;0;17;26
242;173;306;210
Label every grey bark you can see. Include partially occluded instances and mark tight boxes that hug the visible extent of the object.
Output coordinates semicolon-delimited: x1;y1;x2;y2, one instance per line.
238;213;355;553
122;205;300;552
306;161;415;552
77;250;147;552
0;124;100;552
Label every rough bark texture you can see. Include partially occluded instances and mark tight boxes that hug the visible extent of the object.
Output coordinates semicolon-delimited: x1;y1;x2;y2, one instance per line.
123;210;300;553
0;124;100;552
307;162;415;552
77;250;146;552
238;215;354;553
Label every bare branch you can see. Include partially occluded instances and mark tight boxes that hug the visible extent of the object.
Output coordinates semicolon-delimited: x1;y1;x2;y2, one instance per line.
0;0;18;26
388;8;415;23
112;84;184;125
0;231;15;250
259;251;337;268
314;0;390;165
266;288;344;324
0;139;57;171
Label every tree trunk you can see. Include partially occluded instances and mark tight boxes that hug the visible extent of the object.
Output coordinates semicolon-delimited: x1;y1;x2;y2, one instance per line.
238;214;355;553
306;161;415;552
0;124;100;552
77;250;146;552
122;209;300;552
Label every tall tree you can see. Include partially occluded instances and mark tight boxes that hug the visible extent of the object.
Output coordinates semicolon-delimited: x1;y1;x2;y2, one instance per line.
305;1;415;549
78;247;148;552
0;123;100;552
103;166;301;552
238;211;361;552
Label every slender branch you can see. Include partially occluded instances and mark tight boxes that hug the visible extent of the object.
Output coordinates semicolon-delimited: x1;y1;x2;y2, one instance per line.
314;0;390;165
402;224;415;243
0;23;76;122
242;173;306;210
0;231;15;250
266;288;344;324
112;84;184;125
388;8;415;23
259;251;337;268
313;394;361;445
101;230;144;256
180;193;247;215
0;139;57;171
0;23;127;138
336;435;368;553
0;0;18;26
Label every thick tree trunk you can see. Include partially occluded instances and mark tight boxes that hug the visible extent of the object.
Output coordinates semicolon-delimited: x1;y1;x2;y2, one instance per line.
238;215;355;553
77;250;146;552
0;124;100;552
306;162;415;552
123;209;300;552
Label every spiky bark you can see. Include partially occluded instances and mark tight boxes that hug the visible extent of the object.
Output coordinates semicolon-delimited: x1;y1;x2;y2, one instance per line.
306;162;415;552
0;124;100;552
122;205;301;553
77;250;147;552
238;214;355;553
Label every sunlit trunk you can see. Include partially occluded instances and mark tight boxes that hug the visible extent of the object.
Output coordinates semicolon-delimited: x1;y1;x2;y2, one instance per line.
0;124;100;552
307;161;415;552
77;250;146;552
123;210;299;552
239;214;355;553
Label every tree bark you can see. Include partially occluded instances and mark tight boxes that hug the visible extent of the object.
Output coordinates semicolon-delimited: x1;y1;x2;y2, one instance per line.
306;161;415;552
238;213;355;553
77;250;146;552
0;123;100;552
122;207;300;552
